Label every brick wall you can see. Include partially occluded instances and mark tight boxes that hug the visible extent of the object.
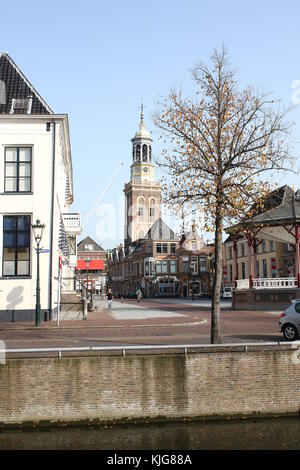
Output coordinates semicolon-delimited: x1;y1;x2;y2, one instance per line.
0;349;299;425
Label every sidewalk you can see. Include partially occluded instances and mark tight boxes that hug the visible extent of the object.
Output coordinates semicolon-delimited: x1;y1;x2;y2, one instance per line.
0;300;203;330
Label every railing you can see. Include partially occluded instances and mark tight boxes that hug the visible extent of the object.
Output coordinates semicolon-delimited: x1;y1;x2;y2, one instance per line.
62;213;81;227
62;213;82;236
253;277;297;289
236;279;250;289
236;277;297;290
1;341;300;358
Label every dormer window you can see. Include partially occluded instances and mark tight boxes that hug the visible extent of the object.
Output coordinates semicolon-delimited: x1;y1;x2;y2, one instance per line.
10;95;33;114
84;244;94;251
0;80;6;105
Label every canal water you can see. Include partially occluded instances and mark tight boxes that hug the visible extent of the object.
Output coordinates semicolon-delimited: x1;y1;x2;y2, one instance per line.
0;416;299;449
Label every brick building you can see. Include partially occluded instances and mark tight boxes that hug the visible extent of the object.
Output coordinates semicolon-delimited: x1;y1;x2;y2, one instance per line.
178;223;214;297
76;236;106;295
108;108;214;298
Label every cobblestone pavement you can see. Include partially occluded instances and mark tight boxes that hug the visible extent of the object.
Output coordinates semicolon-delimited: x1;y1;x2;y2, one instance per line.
0;298;284;350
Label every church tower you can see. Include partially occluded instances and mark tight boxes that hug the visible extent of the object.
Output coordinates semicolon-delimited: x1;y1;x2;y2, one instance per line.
124;104;161;247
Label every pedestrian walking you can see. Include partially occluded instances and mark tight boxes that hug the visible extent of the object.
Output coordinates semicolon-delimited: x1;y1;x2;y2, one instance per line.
136;288;142;303
107;288;114;309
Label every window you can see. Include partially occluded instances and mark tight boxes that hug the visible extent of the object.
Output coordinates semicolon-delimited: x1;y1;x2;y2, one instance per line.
295;303;300;314
162;243;168;253
145;258;155;276
3;215;30;276
182;257;190;273
263;259;267;277
136;144;141;161
138;205;143;217
262;240;266;253
270;240;275;252
68;236;76;255
228;246;233;259
149;206;155;219
84;244;94;251
241;262;246;279
170;243;176;254
191;258;198;274
199;257;207;272
156;242;168;253
142;144;148;161
229;264;233;282
170;260;177;273
256;260;260;277
241;243;245;257
146;243;153;256
156;260;162;273
5;147;32;192
162;260;168;273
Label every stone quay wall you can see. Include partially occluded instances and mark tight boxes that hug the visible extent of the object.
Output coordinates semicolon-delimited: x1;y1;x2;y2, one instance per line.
0;347;299;426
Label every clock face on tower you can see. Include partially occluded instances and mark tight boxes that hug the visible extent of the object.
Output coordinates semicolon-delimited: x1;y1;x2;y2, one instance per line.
143;167;149;173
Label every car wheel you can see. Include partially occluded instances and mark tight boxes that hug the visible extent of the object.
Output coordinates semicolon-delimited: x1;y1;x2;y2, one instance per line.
283;324;298;341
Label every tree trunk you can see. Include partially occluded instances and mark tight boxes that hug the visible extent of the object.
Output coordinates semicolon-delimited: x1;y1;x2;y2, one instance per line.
211;208;223;344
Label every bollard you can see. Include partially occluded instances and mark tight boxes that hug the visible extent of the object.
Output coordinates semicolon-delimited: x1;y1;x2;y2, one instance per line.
83;298;88;320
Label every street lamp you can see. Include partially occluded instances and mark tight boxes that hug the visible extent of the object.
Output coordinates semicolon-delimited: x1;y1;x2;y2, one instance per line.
190;260;195;301
85;258;90;301
32;219;45;327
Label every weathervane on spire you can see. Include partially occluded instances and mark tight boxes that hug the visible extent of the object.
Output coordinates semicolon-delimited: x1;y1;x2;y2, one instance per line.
140;97;145;126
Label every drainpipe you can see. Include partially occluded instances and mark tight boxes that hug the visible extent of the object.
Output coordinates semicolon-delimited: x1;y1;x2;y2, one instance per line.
296;225;300;288
48;120;56;321
233;237;238;288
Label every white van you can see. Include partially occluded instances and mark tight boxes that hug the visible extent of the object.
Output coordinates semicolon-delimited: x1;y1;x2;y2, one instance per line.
223;287;233;299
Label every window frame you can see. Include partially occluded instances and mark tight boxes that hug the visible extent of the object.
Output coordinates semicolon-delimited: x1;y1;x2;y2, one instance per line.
156;260;162;273
162;243;168;254
170;259;177;273
162;260;168;273
199;256;207;273
4;147;32;193
3;215;31;277
170;243;176;254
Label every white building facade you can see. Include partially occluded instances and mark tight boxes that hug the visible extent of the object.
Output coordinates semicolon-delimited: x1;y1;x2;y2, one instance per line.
0;53;81;321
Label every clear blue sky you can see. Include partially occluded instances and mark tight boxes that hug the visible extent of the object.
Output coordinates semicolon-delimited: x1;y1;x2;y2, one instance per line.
1;0;300;248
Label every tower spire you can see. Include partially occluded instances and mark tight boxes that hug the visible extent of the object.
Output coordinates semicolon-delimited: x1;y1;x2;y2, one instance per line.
140;97;145;128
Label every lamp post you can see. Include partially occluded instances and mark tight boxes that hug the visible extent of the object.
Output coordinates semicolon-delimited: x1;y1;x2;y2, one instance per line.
190;260;195;301
85;258;90;301
32;219;45;327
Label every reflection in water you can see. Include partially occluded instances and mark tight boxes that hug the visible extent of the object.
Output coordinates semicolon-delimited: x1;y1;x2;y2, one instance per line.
0;417;300;450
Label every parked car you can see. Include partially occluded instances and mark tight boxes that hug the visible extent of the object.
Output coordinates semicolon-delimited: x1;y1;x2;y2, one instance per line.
223;287;233;299
279;299;300;341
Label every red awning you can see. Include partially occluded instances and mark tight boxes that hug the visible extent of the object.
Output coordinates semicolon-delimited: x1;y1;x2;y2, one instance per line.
77;259;105;270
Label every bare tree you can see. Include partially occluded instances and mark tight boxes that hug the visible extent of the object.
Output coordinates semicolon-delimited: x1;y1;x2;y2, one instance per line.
153;46;293;344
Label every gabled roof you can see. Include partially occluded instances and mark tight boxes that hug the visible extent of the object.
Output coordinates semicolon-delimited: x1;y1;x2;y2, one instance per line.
77;236;105;252
228;185;300;231
0;53;53;114
224;233;244;244
130;240;143;255
144;217;177;241
249;185;291;217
